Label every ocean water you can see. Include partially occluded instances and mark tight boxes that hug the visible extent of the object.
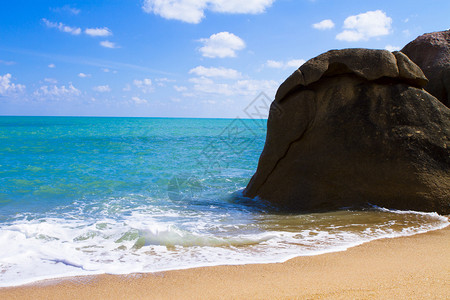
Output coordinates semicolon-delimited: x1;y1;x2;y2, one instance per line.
0;116;448;287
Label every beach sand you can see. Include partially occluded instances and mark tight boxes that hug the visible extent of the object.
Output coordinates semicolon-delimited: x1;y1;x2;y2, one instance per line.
1;225;449;299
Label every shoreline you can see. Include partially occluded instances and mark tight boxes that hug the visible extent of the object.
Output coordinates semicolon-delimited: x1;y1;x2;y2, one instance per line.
1;225;449;299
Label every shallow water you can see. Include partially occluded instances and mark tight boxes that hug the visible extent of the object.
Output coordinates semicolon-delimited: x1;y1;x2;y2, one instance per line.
0;116;448;287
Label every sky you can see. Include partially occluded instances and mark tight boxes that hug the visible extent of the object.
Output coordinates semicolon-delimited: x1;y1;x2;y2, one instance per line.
0;0;449;118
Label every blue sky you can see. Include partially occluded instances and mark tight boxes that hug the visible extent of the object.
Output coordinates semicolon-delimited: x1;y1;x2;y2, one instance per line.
1;0;449;118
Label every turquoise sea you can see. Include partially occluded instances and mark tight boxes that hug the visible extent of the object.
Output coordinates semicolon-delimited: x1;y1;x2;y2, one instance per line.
0;116;448;287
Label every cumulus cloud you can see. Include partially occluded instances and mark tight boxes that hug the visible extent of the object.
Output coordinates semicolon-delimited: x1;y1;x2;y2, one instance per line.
85;27;112;37
189;66;241;79
266;59;305;69
0;73;25;96
34;84;81;99
190;77;234;96
199;32;245;58
78;73;91;78
48;63;56;68
233;79;278;96
131;96;148;104
100;41;119;48
189;76;278;97
133;78;153;93
336;10;392;42
93;85;111;92
142;0;275;24
143;0;205;23
312;19;335;30
42;18;81;35
384;45;401;52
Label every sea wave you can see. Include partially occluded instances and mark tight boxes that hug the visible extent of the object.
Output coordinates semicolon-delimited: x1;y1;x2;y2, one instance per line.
0;206;447;287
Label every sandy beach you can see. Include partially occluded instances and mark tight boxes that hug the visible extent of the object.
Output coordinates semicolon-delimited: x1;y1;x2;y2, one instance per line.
1;224;448;300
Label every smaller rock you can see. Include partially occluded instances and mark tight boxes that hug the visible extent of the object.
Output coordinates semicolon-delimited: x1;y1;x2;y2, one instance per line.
401;30;450;106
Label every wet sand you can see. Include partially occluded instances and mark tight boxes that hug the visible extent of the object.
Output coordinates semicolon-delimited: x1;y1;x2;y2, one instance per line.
1;225;449;299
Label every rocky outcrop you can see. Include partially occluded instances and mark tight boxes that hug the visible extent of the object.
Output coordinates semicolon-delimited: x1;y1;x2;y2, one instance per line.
401;30;450;107
244;48;450;214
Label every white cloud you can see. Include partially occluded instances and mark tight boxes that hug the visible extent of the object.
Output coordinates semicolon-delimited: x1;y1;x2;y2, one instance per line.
199;32;245;58
384;45;400;52
142;0;206;24
266;60;283;68
190;76;234;96
34;84;81;99
155;78;173;82
233;79;278;96
336;10;392;42
174;85;188;92
42;18;81;35
131;96;148;104
0;73;25;96
43;18;114;40
312;19;335;30
189;76;278;97
93;85;111;92
189;66;242;79
285;59;306;68
48;63;56;68
85;27;112;37
133;78;153;93
155;77;175;86
142;0;274;24
189;77;214;85
78;73;91;78
44;78;58;84
209;0;274;14
100;41;119;48
266;59;305;69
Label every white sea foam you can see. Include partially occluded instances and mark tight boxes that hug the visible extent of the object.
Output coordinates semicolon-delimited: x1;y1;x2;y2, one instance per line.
0;207;448;287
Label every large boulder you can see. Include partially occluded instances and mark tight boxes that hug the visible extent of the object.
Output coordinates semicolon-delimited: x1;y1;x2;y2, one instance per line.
401;30;450;107
244;48;450;214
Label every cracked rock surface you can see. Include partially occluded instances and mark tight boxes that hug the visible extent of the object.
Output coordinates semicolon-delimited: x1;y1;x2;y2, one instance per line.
244;48;450;214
